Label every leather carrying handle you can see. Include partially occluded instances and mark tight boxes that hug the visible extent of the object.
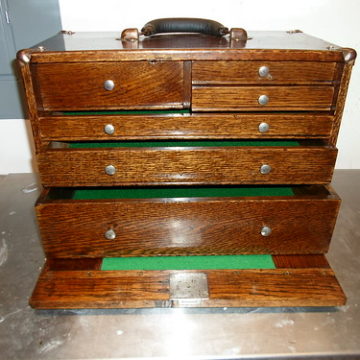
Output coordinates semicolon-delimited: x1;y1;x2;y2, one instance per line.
141;18;229;37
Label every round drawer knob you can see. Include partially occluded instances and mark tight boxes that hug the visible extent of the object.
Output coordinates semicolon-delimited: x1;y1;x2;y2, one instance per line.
260;164;272;174
105;165;116;175
258;94;269;106
258;65;270;78
258;122;270;133
260;226;272;237
104;79;115;91
104;124;115;135
105;229;116;240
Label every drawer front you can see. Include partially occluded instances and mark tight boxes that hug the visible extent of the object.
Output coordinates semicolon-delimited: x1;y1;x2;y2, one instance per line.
32;61;186;111
36;187;340;257
192;86;334;111
37;145;337;186
38;113;334;140
192;61;337;85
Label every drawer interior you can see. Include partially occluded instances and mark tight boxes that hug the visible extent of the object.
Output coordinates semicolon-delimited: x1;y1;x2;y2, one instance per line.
67;140;300;148
62;110;191;116
71;186;295;199
44;185;334;202
101;254;276;270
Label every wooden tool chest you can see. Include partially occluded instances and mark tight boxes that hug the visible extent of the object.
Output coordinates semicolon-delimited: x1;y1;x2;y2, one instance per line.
17;19;356;308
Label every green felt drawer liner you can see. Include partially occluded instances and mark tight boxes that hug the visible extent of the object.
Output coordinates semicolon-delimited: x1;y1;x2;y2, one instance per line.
69;140;300;148
101;255;276;271
65;111;287;271
63;110;191;115
72;186;294;199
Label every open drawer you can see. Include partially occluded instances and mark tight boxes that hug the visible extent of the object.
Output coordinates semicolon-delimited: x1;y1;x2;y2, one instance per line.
30;254;345;308
37;140;337;186
36;185;340;257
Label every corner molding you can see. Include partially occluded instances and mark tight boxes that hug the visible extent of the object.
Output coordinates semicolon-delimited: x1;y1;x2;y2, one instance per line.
121;28;139;42
230;28;248;48
342;48;357;64
17;49;33;64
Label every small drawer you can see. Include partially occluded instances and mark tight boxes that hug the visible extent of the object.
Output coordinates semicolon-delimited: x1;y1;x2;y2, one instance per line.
192;61;337;85
36;185;340;258
37;140;337;187
38;112;334;140
32;61;187;111
192;86;335;111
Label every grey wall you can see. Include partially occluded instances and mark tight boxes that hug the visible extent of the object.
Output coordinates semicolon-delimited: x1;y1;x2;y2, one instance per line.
0;0;62;119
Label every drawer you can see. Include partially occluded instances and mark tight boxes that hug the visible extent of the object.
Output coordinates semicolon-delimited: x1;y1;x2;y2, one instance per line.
36;185;340;258
38;112;334;140
32;61;187;111
192;86;335;111
192;61;337;85
31;255;346;308
37;140;337;186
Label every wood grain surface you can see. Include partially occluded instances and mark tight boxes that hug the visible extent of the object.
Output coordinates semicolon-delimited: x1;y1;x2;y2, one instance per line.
29;49;345;63
17;56;42;152
272;254;330;268
192;60;336;85
38;113;334;140
330;62;355;145
32;61;187;111
30;265;345;308
18;32;355;309
192;86;335;111
37;145;337;186
36;188;340;257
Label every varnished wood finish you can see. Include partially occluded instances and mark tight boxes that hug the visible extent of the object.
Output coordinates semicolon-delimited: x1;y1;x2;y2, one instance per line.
31;49;344;63
18;30;355;308
30;263;345;309
38;113;334;140
37;145;337;186
36;187;340;257
330;63;355;145
17;54;41;152
273;254;330;268
192;86;335;111
47;258;102;270
30;267;170;309
192;61;336;85
32;61;187;111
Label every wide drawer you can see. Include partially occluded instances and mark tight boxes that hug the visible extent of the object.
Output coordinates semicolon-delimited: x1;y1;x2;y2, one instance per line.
192;86;335;111
37;141;337;186
32;61;187;111
36;185;340;258
38;112;334;140
192;61;337;85
30;255;346;308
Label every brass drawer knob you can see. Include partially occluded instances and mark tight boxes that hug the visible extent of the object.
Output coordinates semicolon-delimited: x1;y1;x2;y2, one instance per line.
260;226;272;237
258;94;269;106
258;122;270;133
105;165;116;175
105;229;116;240
260;164;272;174
104;79;115;91
104;124;115;135
258;65;270;78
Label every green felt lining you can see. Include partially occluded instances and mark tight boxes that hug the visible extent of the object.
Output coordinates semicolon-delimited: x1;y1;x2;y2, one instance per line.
63;110;191;115
72;186;294;200
69;140;300;148
101;255;276;271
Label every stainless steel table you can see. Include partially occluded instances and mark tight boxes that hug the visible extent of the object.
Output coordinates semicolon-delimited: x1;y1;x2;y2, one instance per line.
1;171;359;360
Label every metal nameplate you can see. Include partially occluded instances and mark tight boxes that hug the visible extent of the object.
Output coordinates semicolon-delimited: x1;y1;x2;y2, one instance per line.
169;273;209;304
